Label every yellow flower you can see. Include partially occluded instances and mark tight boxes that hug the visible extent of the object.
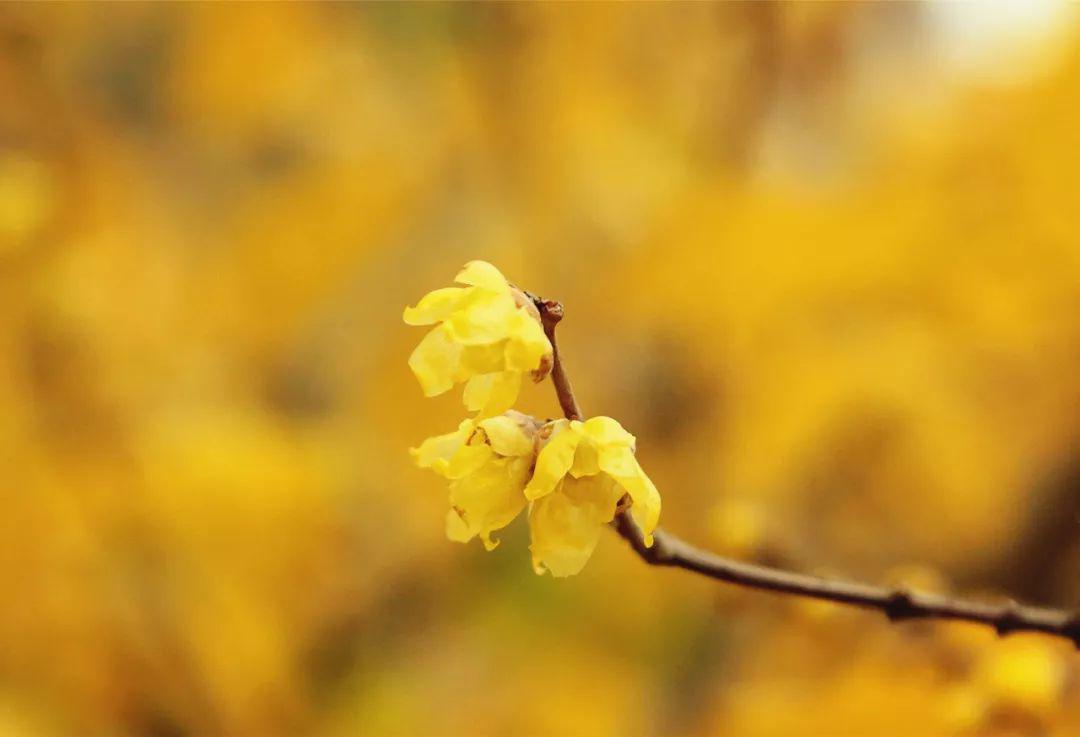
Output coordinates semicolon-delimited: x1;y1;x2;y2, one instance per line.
404;261;552;417
525;417;662;577
411;411;541;550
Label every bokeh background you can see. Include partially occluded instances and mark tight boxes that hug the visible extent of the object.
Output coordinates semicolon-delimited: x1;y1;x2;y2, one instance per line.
2;3;1080;736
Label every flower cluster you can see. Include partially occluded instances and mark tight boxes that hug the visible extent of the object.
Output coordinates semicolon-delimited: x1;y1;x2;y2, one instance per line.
405;261;661;576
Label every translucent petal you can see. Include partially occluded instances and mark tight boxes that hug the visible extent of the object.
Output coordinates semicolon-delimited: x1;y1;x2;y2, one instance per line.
626;480;661;546
446;508;474;544
454;260;510;293
528;476;618;577
524;421;581;500
407;323;462;397
409;420;470;473
403;287;469;326
478;414;535;457
596;443;638;476
561;471;624;511
459;341;507;376
449;456;530;551
503;311;551;372
569;438;599;478
463;370;521;418
582;416;635;447
599;446;662;546
443;443;493;480
446;291;518;345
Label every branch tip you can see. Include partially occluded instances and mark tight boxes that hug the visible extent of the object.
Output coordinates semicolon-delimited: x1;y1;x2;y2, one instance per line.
538;301;563;329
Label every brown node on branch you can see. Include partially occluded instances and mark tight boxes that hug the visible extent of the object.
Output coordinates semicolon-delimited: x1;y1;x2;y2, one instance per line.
884;590;918;622
1063;616;1080;648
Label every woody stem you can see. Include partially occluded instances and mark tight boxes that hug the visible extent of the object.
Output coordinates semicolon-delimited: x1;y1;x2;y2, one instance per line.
534;297;1080;648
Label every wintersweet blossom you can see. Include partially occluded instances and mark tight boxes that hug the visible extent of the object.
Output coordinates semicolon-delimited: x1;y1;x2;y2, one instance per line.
406;261;663;576
404;261;552;417
525;417;662;577
411;411;541;550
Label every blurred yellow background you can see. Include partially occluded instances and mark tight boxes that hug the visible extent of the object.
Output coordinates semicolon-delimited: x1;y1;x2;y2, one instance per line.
1;4;1079;736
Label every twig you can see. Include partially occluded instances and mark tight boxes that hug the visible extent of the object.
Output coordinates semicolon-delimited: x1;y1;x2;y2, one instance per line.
535;297;1080;648
536;298;582;422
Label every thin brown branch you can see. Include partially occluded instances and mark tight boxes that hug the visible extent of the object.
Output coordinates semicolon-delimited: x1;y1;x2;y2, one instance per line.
535;297;1080;649
536;297;582;422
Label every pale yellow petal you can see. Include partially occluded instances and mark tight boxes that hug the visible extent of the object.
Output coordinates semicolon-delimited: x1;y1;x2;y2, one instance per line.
503;311;551;372
568;438;599;478
528;476;619;577
449;456;530;551
626;478;661;546
409;420;471;473
407;323;462;397
459;341;507;376
462;373;493;412
596;443;638;476
443;442;493;480
403;287;469;326
446;508;474;544
599;446;662;545
454;260;510;292
561;470;624;511
445;290;518;345
478;414;534;457
463;370;521;418
582;416;636;447
524;421;582;500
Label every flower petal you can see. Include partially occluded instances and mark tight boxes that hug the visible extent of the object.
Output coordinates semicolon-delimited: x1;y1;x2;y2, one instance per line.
407;323;462;397
443;442;493;480
478;414;535;457
449;456;530;551
528;476;620;577
503;311;551;372
599;446;661;545
446;508;474;544
454;260;510;293
403;287;469;326
569;438;599;478
459;342;507;376
463;370;521;418
582;416;636;447
409;420;471;474
524;420;581;500
445;290;518;345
